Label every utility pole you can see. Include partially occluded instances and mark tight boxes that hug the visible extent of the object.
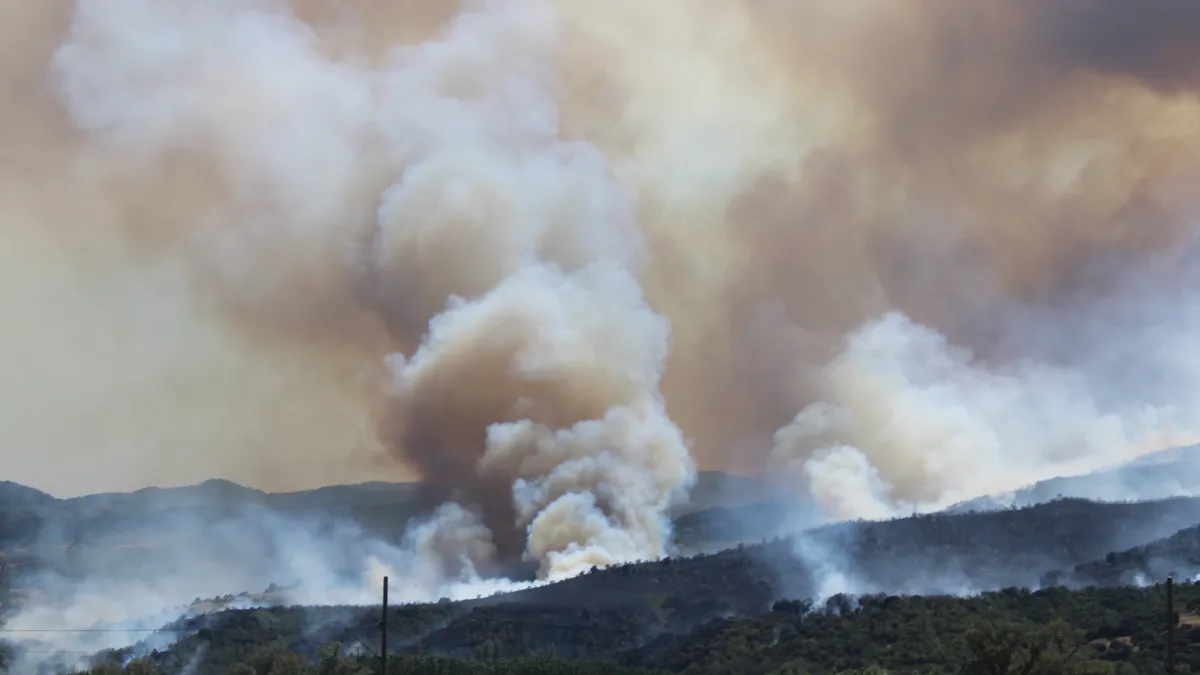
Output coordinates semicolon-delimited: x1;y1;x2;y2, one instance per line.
1167;575;1176;675
380;576;389;675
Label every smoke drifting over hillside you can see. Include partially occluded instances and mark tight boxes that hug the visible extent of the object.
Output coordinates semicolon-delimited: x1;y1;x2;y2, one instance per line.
4;0;1200;595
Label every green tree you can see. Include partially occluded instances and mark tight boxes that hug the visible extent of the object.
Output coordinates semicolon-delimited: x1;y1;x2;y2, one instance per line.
962;621;1092;675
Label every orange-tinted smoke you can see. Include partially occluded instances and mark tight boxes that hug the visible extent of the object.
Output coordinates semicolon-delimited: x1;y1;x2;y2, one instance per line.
3;0;1200;507
636;0;1200;473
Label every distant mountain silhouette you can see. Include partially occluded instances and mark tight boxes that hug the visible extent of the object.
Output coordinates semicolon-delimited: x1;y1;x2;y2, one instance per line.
0;481;53;509
950;444;1200;512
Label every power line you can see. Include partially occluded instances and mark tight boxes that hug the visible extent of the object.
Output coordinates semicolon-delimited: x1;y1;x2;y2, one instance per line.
1168;575;1176;675
0;628;190;634
342;627;377;659
380;575;388;675
7;651;115;655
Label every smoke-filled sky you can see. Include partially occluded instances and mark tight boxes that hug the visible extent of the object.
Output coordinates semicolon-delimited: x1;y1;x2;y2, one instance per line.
4;0;1200;533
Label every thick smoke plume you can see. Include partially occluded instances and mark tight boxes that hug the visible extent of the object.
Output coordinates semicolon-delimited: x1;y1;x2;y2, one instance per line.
4;0;696;584
0;501;540;672
4;0;1200;622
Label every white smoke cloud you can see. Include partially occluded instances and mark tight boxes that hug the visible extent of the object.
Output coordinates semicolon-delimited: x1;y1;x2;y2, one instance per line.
386;261;694;579
773;309;1200;520
0;503;538;670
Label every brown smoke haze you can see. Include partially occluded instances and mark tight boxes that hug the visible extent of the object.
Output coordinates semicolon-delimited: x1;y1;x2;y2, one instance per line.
4;0;1200;573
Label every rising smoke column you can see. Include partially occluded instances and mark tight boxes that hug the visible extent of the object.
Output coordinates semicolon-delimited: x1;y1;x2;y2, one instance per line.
41;0;695;579
363;2;696;576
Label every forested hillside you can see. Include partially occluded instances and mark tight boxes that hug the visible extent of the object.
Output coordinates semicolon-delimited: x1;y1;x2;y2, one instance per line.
29;582;1196;675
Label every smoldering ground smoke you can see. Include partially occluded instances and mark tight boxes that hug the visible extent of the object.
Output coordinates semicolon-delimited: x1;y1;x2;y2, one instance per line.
4;0;1200;634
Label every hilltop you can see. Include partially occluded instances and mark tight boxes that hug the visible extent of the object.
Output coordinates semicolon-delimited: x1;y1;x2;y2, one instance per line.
0;471;782;615
0;470;770;545
950;444;1200;512
1;470;1199;615
59;524;1200;675
1050;520;1200;588
5;462;1200;673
